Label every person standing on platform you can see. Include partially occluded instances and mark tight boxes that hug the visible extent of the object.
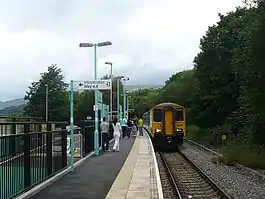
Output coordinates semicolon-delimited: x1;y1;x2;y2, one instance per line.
122;117;127;139
112;117;122;152
138;118;143;136
127;118;133;138
100;117;110;152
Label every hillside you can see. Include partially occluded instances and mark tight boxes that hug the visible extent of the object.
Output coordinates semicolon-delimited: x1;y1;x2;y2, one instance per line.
0;84;161;114
0;104;26;115
126;84;163;91
0;98;27;110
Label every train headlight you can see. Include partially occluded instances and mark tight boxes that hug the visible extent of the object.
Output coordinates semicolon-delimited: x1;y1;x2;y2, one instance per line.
155;129;162;133
176;128;182;132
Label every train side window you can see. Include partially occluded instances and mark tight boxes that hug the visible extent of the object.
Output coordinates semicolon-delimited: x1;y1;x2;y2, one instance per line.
175;109;184;121
153;109;163;122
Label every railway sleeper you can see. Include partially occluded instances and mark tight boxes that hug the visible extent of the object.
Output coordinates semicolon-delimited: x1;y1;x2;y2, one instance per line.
182;188;217;194
181;184;213;190
181;191;221;199
179;181;209;185
177;177;206;182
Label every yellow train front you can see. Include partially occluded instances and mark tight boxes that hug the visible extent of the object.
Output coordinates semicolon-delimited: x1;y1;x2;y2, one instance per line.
143;102;186;150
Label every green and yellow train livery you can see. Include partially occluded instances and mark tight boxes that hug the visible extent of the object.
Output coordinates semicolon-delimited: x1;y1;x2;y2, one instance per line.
143;102;186;149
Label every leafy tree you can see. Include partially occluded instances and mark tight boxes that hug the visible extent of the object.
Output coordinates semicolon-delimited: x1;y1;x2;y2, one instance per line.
129;88;159;116
192;8;251;128
232;2;265;144
157;70;196;107
24;64;68;121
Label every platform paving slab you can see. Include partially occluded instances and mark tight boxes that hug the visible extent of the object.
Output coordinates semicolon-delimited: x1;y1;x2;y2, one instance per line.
30;137;135;199
105;132;160;199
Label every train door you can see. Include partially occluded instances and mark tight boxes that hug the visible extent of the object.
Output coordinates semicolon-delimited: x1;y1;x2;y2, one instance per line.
164;110;174;135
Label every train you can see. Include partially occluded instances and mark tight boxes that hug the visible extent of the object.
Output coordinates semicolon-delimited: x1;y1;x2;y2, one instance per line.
143;102;186;150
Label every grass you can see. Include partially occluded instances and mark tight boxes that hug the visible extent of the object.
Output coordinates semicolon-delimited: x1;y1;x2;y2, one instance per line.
220;143;265;169
186;125;222;148
186;125;265;170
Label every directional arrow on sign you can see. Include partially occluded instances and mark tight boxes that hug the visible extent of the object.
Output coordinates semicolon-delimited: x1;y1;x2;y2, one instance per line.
79;83;83;87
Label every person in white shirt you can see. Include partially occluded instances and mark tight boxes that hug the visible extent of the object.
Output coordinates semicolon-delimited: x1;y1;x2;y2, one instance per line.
112;117;122;152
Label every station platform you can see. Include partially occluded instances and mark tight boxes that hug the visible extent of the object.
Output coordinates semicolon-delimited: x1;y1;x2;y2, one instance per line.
105;130;163;199
19;130;163;199
27;137;136;199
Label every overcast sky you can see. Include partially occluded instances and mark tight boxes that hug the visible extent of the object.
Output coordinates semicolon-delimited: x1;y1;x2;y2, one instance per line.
0;0;243;101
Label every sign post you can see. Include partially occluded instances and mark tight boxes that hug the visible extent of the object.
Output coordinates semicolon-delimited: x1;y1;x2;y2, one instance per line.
117;79;120;122
119;105;122;124
72;79;112;156
69;80;74;172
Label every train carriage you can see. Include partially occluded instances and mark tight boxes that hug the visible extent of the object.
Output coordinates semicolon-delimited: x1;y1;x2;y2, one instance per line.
143;102;186;150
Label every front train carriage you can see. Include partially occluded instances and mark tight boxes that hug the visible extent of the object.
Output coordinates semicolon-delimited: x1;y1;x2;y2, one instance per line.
146;103;186;149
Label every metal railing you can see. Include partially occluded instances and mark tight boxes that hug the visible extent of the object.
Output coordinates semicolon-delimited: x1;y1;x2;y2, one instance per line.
0;121;114;199
0;122;67;199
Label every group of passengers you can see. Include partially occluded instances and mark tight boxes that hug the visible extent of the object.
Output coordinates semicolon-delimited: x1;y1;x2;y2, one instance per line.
100;116;143;152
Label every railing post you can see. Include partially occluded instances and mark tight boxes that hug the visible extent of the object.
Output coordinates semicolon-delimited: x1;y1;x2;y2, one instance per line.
61;124;67;168
46;123;52;176
80;122;85;157
24;123;31;189
98;111;102;151
11;118;16;156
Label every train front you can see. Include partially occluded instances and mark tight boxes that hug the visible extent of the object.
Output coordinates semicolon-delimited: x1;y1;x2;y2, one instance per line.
151;103;186;150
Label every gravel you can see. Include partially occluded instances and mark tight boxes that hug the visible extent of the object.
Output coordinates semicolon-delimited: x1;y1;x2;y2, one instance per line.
155;153;177;199
180;142;265;199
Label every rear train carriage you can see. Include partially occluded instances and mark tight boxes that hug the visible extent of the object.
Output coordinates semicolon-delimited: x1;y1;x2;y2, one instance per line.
143;102;186;149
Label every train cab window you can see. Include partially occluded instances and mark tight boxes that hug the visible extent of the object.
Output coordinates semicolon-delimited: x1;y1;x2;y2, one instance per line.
153;109;163;122
175;108;184;121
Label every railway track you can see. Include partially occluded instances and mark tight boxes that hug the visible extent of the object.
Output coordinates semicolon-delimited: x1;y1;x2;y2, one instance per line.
158;151;232;199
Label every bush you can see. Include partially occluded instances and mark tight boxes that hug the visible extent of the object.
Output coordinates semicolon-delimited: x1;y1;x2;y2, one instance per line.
186;125;213;146
186;125;200;140
220;142;265;169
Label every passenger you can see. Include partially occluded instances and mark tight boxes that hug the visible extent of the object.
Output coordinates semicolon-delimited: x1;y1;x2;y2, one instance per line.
138;118;143;136
122;117;127;139
112;117;122;152
100;117;110;152
132;120;137;136
127;118;133;138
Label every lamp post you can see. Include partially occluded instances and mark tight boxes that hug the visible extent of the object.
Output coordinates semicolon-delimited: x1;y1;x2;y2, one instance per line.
79;41;112;156
121;77;129;119
105;61;113;121
113;76;124;123
45;84;48;122
126;90;129;117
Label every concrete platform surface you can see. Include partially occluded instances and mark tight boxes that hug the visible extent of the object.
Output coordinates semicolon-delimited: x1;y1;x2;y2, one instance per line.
30;137;136;199
105;130;163;199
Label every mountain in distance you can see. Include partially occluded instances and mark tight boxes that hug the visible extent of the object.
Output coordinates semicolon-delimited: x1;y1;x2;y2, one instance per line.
0;84;161;113
125;84;163;91
0;104;26;115
0;98;27;110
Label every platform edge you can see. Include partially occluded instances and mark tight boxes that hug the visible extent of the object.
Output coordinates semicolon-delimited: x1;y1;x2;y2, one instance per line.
145;130;164;199
16;138;115;199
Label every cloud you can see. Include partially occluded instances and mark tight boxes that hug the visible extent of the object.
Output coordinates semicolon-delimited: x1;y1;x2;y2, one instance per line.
0;0;243;101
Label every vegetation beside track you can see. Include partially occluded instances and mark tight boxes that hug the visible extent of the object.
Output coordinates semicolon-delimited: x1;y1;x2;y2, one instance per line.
130;1;265;169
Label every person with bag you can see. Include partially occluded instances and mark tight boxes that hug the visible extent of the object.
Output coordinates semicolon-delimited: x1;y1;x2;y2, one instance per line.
112;117;122;152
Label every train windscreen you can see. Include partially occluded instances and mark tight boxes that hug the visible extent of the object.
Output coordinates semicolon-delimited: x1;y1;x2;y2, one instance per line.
153;109;163;122
175;108;184;121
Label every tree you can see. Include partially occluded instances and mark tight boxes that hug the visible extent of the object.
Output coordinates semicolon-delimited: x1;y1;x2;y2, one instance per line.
192;8;252;128
24;64;68;121
129;88;159;116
